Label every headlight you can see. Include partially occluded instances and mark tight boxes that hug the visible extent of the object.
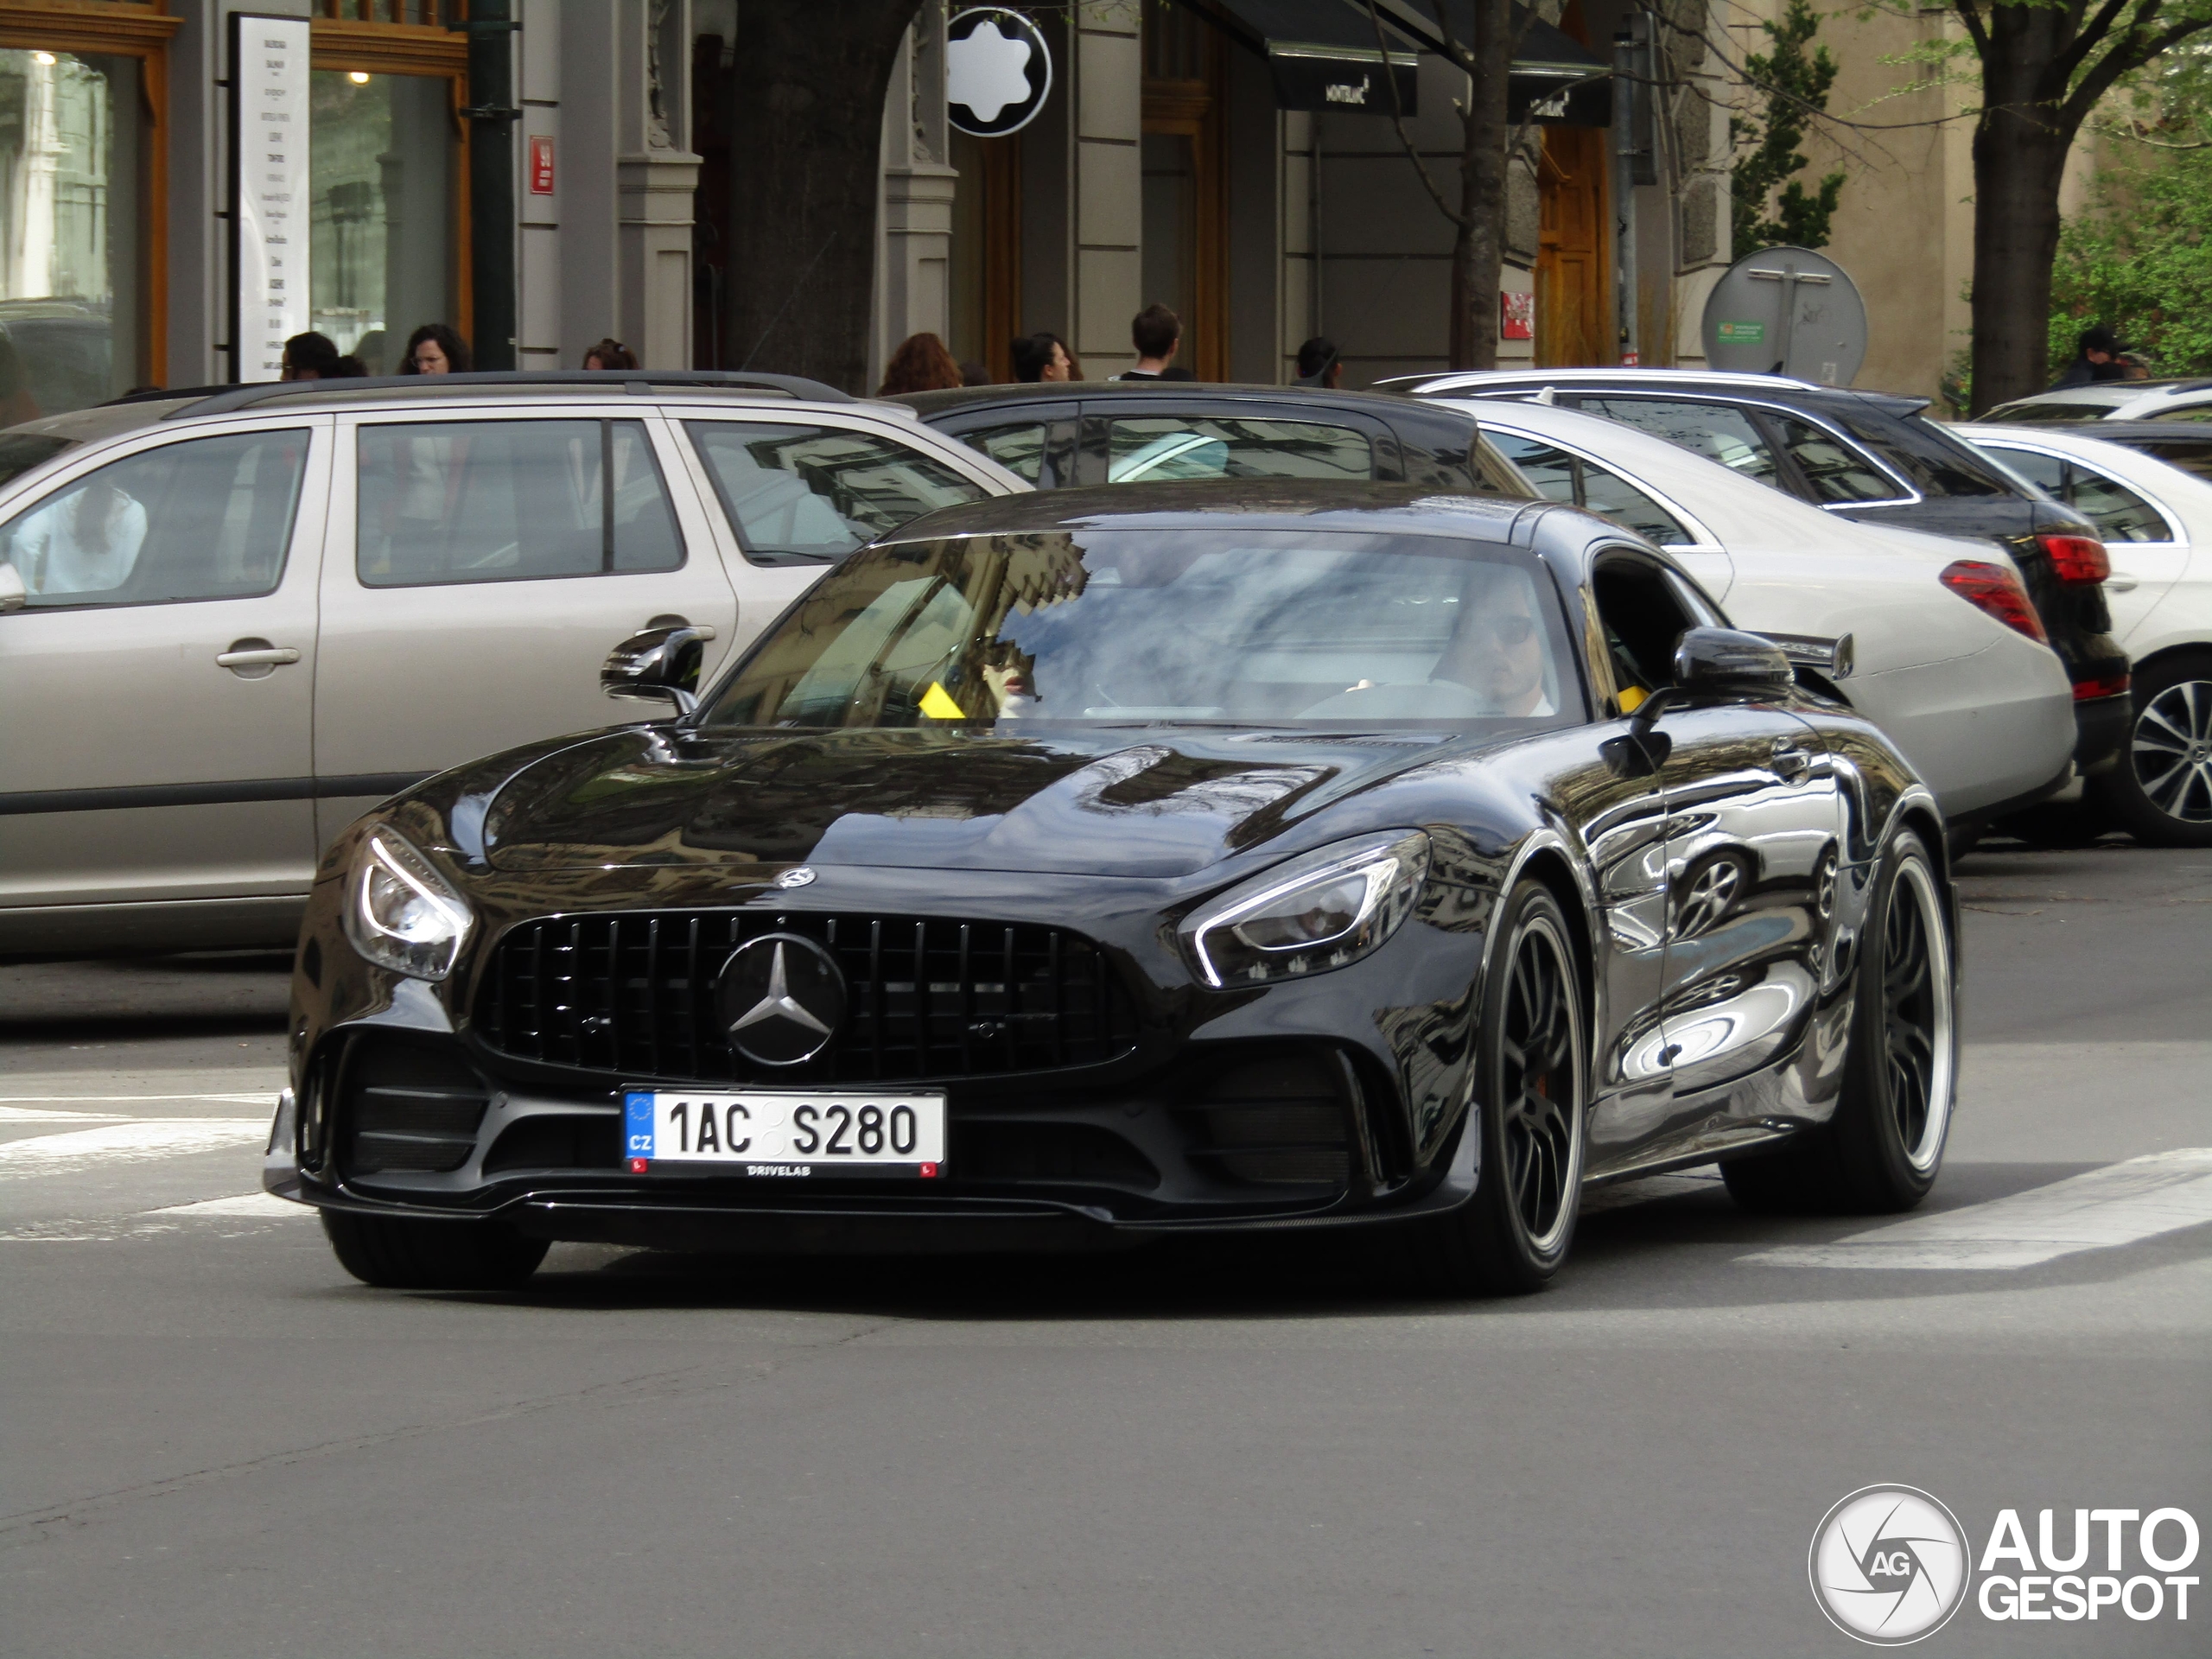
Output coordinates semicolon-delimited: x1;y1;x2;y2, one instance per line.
1180;830;1429;988
343;830;474;981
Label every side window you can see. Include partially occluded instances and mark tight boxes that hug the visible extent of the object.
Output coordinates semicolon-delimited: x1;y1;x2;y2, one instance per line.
2;429;308;609
1575;460;1692;546
1771;416;1898;503
1101;416;1372;483
686;421;989;564
2140;440;2212;484
1583;397;1781;486
357;420;681;588
1985;445;2065;496
2062;462;2168;543
959;420;1078;487
1591;556;1700;700
2147;404;2212;423
1481;433;1690;545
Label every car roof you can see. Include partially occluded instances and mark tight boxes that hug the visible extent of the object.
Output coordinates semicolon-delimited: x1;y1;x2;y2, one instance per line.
893;381;1440;418
1380;367;1935;420
881;477;1554;545
1977;417;2212;444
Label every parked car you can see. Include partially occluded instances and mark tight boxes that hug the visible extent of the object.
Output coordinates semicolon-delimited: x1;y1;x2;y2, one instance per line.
1414;397;2075;828
1958;424;2212;843
1979;378;2212;427
264;482;1959;1294
0;372;1028;958
1381;368;2133;783
893;381;1536;496
1983;418;2212;488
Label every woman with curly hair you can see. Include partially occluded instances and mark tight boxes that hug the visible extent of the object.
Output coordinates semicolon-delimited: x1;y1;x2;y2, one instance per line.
400;322;471;374
877;332;963;395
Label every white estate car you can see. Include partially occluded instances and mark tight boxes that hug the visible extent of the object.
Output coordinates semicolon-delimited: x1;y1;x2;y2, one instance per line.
1959;424;2212;842
1428;397;2076;824
1980;378;2212;427
0;372;1028;957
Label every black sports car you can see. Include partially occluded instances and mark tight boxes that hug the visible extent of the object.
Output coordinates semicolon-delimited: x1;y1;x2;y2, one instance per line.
268;483;1961;1295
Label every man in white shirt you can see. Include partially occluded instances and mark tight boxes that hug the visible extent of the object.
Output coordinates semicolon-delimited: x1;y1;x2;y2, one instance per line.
13;478;148;599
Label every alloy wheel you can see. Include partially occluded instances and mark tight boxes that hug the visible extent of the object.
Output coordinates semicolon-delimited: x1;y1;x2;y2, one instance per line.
1499;920;1582;1249
1880;857;1955;1173
1675;855;1743;938
2132;677;2212;825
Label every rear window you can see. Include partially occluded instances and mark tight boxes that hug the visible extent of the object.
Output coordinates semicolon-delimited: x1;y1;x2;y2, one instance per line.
1838;415;2012;498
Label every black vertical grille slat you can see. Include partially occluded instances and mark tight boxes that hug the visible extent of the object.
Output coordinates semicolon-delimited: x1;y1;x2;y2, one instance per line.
475;911;1136;1084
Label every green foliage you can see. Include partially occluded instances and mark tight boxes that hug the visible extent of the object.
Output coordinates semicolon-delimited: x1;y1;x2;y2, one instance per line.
2046;140;2212;378
1732;0;1849;260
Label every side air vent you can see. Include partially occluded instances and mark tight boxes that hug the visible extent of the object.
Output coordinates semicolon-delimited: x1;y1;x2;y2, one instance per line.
1180;1051;1356;1189
338;1037;491;1176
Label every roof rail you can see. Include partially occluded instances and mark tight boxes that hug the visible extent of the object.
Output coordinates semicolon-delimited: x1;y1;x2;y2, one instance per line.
163;368;855;420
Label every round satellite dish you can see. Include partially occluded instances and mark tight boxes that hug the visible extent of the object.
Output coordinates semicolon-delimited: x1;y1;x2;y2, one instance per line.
947;8;1052;138
1700;246;1867;387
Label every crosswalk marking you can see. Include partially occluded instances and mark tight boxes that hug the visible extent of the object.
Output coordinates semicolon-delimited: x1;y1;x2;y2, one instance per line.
0;1118;270;1177
146;1192;304;1219
1738;1147;2212;1270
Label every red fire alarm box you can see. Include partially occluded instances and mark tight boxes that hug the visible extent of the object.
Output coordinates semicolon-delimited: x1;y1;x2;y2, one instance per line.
1500;291;1534;341
528;135;556;196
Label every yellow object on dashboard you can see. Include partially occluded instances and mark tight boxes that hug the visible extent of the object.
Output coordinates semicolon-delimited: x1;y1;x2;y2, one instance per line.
1618;685;1648;714
918;682;968;720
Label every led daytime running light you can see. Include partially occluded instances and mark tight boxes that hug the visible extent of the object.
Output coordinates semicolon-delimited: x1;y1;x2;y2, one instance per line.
343;830;474;982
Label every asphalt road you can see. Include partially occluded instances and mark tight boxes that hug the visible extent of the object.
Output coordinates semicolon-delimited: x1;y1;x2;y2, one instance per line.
3;841;2207;1658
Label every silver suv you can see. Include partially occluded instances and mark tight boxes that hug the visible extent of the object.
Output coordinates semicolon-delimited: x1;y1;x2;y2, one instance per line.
0;372;1027;957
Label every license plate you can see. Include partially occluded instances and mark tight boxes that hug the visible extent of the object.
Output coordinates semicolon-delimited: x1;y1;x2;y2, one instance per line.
622;1089;945;1178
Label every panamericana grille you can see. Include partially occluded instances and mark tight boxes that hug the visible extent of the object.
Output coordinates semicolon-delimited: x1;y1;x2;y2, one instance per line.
474;911;1139;1084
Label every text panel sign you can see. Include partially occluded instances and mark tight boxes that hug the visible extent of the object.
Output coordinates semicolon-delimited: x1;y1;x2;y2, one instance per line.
232;14;312;383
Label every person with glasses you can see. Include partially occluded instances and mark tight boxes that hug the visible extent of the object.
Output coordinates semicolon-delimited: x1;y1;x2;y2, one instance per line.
399;323;471;375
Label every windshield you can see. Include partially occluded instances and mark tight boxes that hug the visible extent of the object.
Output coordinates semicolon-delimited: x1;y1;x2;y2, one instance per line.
700;529;1584;733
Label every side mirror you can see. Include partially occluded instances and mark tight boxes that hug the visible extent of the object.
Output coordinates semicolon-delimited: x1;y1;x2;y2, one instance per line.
0;562;24;613
1671;626;1796;695
602;625;709;715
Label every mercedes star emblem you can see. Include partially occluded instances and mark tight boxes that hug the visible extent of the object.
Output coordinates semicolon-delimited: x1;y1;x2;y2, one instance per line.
772;867;817;890
714;934;846;1066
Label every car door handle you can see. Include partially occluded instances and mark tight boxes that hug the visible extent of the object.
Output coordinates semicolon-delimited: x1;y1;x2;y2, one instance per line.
215;645;302;668
644;613;714;640
2106;576;2139;592
1770;740;1815;781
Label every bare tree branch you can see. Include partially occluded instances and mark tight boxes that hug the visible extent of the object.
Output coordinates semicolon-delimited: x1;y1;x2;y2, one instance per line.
1367;0;1471;228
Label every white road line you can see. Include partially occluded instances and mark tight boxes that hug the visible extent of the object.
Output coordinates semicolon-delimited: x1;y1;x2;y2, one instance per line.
0;1093;273;1104
1740;1147;2212;1269
0;1119;270;1178
0;1106;133;1123
145;1192;305;1219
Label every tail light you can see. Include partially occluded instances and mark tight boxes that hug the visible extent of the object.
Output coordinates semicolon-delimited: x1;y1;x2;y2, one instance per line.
2072;671;2130;702
2037;533;2111;583
1940;560;2048;644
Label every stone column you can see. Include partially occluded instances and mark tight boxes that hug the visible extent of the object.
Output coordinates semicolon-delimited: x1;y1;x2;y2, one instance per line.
875;14;959;384
615;0;699;369
1070;3;1141;378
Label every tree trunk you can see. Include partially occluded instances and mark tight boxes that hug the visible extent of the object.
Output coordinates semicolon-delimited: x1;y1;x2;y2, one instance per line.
726;0;923;392
1967;6;2080;414
1448;0;1514;370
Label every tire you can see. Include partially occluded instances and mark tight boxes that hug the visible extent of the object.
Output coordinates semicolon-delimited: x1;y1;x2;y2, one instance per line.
1722;829;1957;1214
1422;881;1587;1295
2089;649;2212;847
321;1209;549;1290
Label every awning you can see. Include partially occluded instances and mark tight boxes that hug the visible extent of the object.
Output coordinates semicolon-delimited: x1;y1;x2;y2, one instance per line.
1195;0;1425;114
1313;0;1614;126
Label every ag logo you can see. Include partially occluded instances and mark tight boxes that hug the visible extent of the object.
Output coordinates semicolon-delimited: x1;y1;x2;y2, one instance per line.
946;7;1052;137
1809;1485;1969;1645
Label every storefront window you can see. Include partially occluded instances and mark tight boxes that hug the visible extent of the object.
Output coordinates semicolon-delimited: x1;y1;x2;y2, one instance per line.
0;48;145;420
310;71;454;376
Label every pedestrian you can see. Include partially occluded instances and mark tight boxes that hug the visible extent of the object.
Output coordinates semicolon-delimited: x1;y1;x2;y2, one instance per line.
877;332;963;395
1012;332;1077;383
958;359;993;386
1112;304;1195;380
1294;336;1342;389
401;323;470;375
583;338;637;371
331;355;369;378
2118;352;2154;382
353;328;390;377
2048;324;2127;391
280;330;342;381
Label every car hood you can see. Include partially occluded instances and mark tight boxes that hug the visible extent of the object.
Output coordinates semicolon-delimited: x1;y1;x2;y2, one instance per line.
474;724;1472;880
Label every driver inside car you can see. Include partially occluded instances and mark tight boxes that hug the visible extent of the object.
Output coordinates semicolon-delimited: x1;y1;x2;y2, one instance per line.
1305;563;1559;719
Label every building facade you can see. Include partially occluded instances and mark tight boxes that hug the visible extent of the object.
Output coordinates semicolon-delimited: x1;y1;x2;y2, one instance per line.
0;0;1748;426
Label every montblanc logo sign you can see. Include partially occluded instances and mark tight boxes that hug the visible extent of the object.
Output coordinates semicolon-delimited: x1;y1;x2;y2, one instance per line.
1324;74;1371;105
946;7;1052;138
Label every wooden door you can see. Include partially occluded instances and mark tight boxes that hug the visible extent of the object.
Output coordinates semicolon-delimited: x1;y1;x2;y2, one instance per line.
1536;124;1610;368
